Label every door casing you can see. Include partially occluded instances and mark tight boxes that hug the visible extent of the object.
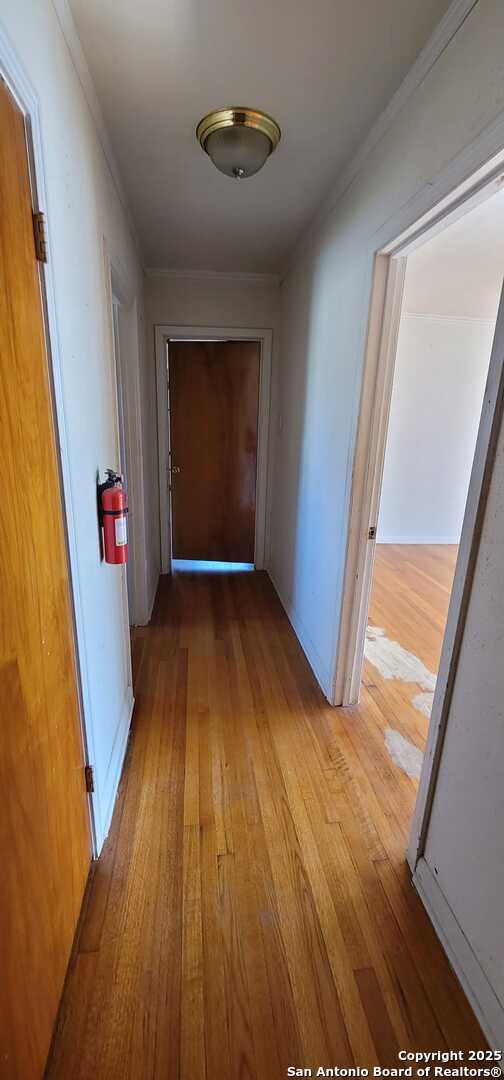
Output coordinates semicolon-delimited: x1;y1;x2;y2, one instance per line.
334;149;504;875
168;340;260;563
155;325;273;572
103;241;151;627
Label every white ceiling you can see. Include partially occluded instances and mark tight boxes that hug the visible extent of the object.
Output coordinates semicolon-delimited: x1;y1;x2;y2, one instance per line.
69;0;452;273
404;186;504;320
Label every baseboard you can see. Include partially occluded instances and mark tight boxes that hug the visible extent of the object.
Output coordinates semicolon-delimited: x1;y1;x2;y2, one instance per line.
93;688;134;853
267;570;333;700
377;536;460;545
134;571;159;626
413;857;504;1050
145;573;159;623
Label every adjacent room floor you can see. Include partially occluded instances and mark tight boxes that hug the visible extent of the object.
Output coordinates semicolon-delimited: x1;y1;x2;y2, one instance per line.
48;552;483;1079
364;544;458;772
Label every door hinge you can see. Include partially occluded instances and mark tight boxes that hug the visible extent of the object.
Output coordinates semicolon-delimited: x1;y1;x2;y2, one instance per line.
84;764;95;794
368;525;377;540
32;211;48;263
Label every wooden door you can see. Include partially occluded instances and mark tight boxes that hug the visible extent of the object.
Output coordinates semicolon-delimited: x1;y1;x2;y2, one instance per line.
169;341;260;562
0;81;91;1078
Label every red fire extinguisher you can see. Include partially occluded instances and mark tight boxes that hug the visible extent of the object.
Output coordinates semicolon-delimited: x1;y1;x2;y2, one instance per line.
98;469;128;565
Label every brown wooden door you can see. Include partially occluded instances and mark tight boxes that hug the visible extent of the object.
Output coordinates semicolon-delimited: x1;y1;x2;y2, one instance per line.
0;81;91;1078
169;341;260;562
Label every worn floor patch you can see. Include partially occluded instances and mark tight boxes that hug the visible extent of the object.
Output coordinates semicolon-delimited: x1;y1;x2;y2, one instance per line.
384;728;424;779
365;626;436;691
412;691;434;718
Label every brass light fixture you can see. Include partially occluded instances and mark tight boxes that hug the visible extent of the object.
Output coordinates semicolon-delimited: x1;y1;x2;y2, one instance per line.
196;107;281;179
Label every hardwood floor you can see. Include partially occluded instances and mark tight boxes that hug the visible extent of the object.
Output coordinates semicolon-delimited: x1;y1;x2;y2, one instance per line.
48;551;485;1079
364;544;458;755
369;544;457;673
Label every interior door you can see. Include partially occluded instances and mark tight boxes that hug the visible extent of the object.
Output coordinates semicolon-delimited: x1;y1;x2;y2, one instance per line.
169;340;260;562
0;80;91;1078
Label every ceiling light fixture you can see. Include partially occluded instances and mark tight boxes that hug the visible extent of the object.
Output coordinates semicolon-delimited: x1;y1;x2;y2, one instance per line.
196;107;281;179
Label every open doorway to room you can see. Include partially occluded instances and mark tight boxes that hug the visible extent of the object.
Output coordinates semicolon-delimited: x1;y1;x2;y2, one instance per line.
364;191;504;765
155;326;273;576
337;174;504;853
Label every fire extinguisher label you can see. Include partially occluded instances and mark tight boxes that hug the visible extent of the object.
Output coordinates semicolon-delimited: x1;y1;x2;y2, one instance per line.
115;516;127;547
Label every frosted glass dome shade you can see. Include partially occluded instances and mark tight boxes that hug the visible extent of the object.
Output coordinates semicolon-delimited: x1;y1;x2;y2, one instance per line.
205;125;272;179
197;108;281;179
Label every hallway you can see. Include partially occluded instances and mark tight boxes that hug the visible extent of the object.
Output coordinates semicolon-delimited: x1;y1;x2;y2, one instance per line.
48;568;483;1078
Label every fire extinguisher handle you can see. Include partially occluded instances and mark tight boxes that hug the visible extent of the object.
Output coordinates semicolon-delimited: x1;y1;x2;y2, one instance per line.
105;468;122;484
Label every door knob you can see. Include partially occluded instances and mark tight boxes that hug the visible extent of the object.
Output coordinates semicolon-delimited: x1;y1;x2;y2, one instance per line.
171;465;181;474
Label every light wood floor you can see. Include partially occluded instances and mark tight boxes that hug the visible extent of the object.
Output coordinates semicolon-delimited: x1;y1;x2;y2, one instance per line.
48;547;485;1078
364;544;458;755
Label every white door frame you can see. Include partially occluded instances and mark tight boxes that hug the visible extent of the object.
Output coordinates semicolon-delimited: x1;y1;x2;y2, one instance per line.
334;153;504;873
334;253;407;709
102;243;150;626
155;325;273;573
111;297;135;621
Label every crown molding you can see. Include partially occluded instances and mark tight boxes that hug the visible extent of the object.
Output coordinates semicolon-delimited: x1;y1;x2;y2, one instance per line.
145;267;281;286
51;0;142;255
281;0;480;281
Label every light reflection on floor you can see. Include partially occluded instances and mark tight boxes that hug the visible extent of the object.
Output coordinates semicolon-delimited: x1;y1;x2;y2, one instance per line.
172;559;255;573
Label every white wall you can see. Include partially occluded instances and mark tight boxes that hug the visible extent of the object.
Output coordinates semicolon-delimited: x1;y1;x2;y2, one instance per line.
399;188;504;321
0;0;155;850
270;0;504;700
378;190;504;544
146;271;280;329
145;270;280;572
423;395;504;1044
377;314;495;543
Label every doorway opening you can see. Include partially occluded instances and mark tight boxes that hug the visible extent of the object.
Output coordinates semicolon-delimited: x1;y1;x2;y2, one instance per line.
155;325;273;576
169;339;260;568
336;159;504;871
364;193;503;732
